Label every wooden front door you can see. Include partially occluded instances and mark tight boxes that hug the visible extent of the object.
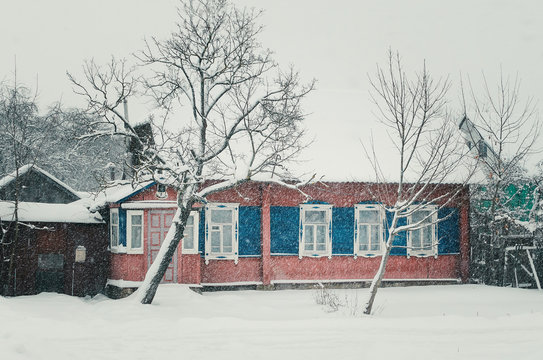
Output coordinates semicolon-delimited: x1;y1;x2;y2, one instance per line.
148;210;177;283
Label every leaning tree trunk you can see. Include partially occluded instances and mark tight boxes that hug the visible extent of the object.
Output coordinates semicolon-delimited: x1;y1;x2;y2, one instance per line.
135;191;195;304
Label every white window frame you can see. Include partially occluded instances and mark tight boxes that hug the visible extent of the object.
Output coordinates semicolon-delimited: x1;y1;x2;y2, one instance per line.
354;204;385;257
182;211;199;254
299;204;333;259
407;205;438;258
109;208;120;252
205;203;239;264
126;210;144;254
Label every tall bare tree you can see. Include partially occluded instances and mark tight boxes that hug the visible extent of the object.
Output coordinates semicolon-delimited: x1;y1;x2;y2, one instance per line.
460;71;540;285
362;51;470;315
69;0;313;304
0;81;44;295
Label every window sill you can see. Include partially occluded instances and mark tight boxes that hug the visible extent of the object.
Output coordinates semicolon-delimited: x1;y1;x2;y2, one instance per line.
182;249;199;255
126;248;144;255
299;252;331;259
355;252;383;258
205;253;238;264
110;247;126;254
407;252;438;258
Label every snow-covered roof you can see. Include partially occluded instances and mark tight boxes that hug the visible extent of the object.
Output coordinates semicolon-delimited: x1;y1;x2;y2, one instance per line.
0;200;103;224
0;164;81;199
89;180;155;211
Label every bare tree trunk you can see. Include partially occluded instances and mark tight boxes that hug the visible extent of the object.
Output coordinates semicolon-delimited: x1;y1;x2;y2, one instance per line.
6;140;21;296
362;51;466;315
364;213;398;315
136;191;195;304
138;222;184;304
364;244;392;315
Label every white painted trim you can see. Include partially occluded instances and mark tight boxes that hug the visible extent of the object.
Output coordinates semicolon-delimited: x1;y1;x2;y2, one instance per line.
299;204;333;259
407;205;438;258
270;278;461;284
200;281;263;286
126;210;144;254
106;279;203;288
354;204;385;257
121;201;177;209
182;211;199;254
204;203;239;264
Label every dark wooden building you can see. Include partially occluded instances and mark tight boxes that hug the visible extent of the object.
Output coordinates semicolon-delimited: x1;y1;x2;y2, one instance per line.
0;165;108;296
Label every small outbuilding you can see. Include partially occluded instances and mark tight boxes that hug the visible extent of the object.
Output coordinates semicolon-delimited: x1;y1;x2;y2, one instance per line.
0;165;107;296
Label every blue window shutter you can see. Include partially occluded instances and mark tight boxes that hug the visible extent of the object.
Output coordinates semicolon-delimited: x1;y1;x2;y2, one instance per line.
331;207;354;254
238;207;262;256
198;208;205;256
438;208;460;254
119;208;127;247
270;206;299;254
388;211;407;256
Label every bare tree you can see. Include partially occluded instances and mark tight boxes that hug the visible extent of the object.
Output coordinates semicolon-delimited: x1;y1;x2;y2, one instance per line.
362;51;470;315
0;81;45;295
69;0;314;304
460;71;540;285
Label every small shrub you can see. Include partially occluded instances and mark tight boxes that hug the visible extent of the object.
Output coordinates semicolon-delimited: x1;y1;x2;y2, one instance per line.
313;284;343;312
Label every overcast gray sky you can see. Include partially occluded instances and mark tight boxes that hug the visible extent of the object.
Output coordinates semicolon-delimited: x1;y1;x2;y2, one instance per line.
2;0;542;180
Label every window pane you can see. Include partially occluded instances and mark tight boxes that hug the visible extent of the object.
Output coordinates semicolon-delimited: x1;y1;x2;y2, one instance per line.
316;225;326;251
305;210;326;223
422;227;432;250
370;224;380;251
316;225;326;243
183;225;194;250
211;209;232;223
111;226;118;247
211;231;220;252
359;225;368;251
412;229;421;248
304;225;314;251
111;212;118;224
359;209;379;224
223;225;232;253
131;214;142;225
412;210;431;224
186;215;194;226
132;226;142;248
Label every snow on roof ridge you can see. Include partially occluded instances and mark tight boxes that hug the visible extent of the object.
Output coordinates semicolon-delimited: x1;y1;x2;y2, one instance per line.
0;164;81;199
0;200;104;224
89;179;155;211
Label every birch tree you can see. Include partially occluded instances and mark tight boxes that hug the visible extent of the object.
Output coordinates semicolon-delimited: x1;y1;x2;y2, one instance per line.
69;0;313;304
363;51;470;315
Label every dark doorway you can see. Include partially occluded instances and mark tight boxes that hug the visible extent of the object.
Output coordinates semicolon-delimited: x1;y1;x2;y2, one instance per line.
36;253;64;293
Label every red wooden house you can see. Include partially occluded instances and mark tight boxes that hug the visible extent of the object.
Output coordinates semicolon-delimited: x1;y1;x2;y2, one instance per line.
102;180;469;296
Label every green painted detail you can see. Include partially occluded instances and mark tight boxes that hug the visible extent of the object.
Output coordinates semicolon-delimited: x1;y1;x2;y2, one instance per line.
473;182;537;222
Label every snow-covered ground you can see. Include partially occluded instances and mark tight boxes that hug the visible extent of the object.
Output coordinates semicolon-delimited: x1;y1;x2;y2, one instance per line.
1;285;542;359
